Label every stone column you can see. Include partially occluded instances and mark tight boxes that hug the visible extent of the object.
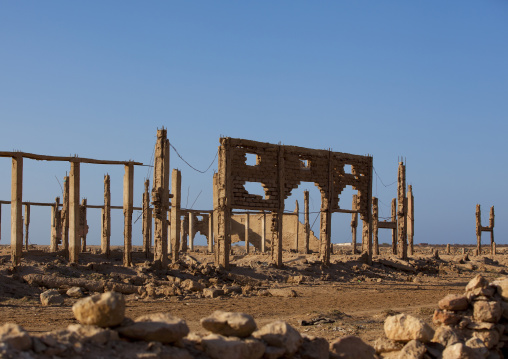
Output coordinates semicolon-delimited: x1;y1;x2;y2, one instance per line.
407;185;414;256
391;198;397;255
475;204;481;255
188;212;195;251
272;146;285;267
171;169;181;261
212;173;219;260
50;197;61;252
446;244;451;255
294;200;299;252
152;129;170;267
319;152;333;266
80;199;87;252
123;163;134;266
69;161;80;263
489;206;495;253
180;216;188;252
261;212;266;253
245;213;250;253
101;174;111;257
216;138;232;269
351;195;358;255
397;162;407;260
304;191;310;254
24;204;30;250
142;179;151;257
61;176;69;255
208;213;213;253
11;155;23;265
372;197;379;256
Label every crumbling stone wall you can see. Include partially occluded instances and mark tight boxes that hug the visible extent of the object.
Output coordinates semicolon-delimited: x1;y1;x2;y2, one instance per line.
216;138;373;269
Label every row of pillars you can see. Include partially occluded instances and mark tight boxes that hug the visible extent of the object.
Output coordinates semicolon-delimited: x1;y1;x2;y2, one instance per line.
351;162;413;260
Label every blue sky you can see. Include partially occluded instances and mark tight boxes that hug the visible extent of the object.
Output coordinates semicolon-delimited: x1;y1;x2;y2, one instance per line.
0;1;506;248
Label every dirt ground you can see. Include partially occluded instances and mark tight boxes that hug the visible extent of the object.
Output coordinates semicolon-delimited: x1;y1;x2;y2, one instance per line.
0;244;506;345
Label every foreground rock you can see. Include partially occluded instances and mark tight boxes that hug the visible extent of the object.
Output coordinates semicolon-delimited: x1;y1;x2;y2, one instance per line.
201;311;256;338
72;291;125;327
40;289;64;306
252;320;303;355
384;313;434;343
117;312;189;343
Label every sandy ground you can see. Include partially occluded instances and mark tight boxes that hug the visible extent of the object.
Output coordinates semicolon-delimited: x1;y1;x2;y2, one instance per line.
0;244;505;345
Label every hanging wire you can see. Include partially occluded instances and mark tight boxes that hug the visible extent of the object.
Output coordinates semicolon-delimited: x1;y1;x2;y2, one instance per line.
373;166;397;187
169;142;218;174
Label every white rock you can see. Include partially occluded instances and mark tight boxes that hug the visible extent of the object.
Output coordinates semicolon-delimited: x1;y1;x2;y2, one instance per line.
201;311;256;338
384;314;434;343
72;291;125;327
252;321;302;355
117;312;189;343
40;289;64;306
66;287;85;298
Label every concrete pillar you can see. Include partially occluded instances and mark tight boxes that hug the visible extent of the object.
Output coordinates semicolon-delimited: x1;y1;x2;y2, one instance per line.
245;213;250;253
171;169;181;261
446;244;451;255
391;198;397;255
397;162;407;260
11;155;23;265
372;197;379;256
208;213;213;253
261;212;266;253
180;216;188;252
489;206;495;252
475;204;481;255
61;176;69;255
272;146;285;267
152;129;170;267
101;174;111;257
492;242;496;257
304;191;310;254
407;185;414;256
351;195;358;255
142;179;151;257
24;204;30;250
188;212;195;251
123;163;134;266
216;138;232;269
212;173;219;260
294;200;299;252
319;151;333;266
80;199;87;252
50;197;61;252
69;161;80;263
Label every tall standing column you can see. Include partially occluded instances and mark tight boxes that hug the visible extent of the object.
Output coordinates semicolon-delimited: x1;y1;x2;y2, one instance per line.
489;206;495;253
351;195;358;255
272;146;285;267
152;129;170;267
407;185;414;256
216;139;232;269
171;169;181;261
142;179;151;257
101;174;111;257
50;197;61;252
245;213;250;253
123;163;134;266
320;151;333;266
212;173;219;260
188;212;195;251
80;199;87;252
294;201;299;252
180;217;188;252
372;197;379;256
391;198;397;255
261;212;266;253
208;213;213;253
304;191;310;254
24;204;30;250
11;155;23;265
61;176;69;255
475;204;481;255
397;162;407;260
69;161;80;263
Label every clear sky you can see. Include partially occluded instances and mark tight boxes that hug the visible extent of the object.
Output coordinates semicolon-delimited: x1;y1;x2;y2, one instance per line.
0;1;507;248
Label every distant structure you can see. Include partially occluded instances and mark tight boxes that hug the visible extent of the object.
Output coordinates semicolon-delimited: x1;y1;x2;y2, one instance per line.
475;204;495;255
